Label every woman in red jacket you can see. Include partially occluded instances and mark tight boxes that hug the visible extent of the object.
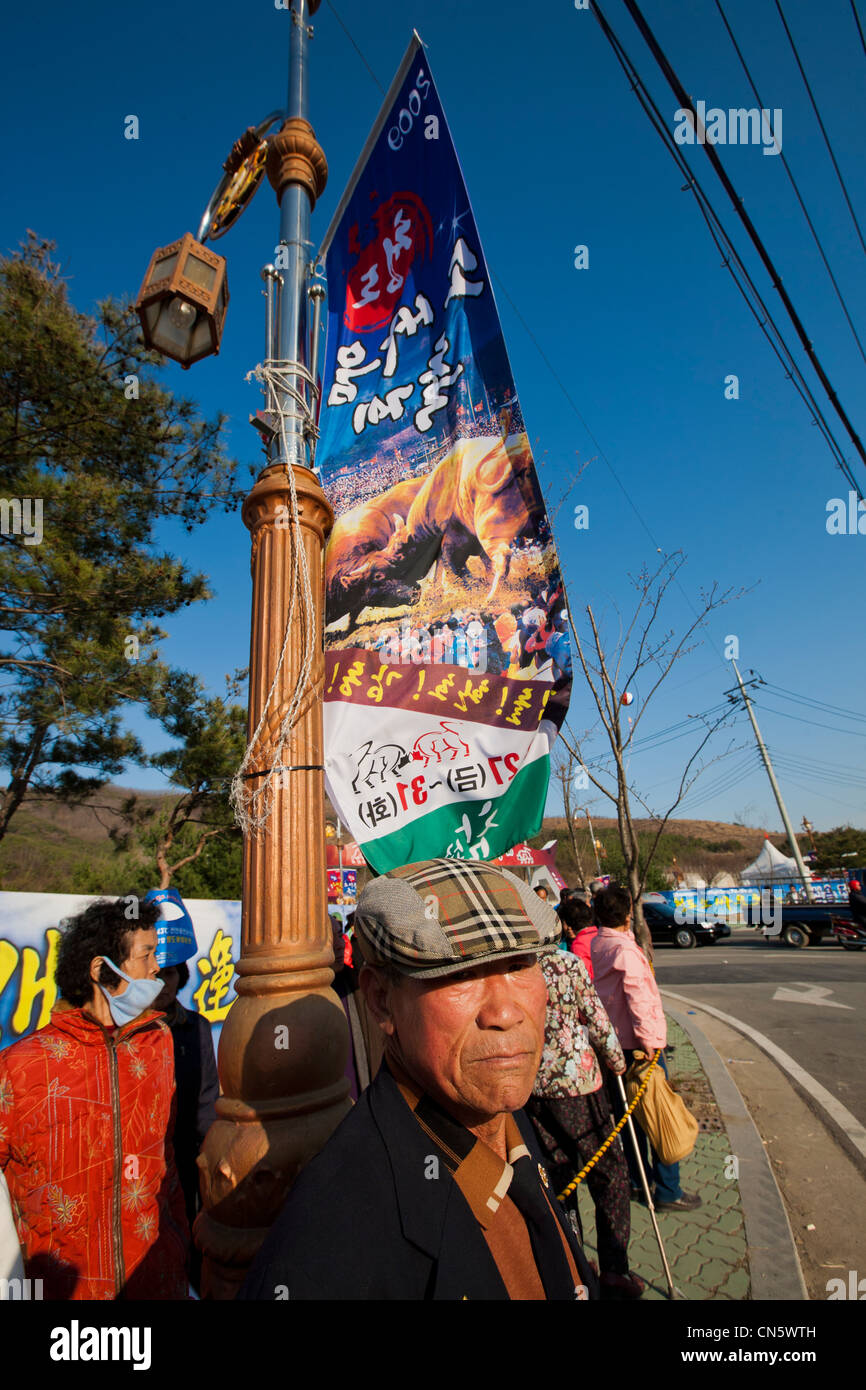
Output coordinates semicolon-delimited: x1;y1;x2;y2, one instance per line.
0;896;189;1299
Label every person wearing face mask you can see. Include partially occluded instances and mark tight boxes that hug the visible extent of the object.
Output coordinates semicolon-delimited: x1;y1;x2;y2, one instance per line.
0;895;189;1300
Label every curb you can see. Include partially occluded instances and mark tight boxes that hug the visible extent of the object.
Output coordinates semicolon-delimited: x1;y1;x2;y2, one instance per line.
665;1002;808;1301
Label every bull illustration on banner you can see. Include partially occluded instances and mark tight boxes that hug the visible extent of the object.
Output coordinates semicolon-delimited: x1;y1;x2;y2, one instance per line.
351;739;412;793
325;431;539;631
411;721;470;767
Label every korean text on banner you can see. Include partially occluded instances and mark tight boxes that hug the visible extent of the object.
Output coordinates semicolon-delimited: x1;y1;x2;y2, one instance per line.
317;39;571;873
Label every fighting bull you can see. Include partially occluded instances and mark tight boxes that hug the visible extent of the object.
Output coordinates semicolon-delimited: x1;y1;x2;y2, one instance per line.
351;740;411;794
373;433;540;602
412;721;470;767
325;476;425;629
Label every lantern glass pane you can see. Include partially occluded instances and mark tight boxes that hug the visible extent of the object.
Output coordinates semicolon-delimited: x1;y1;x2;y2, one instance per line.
189;315;214;357
151;252;178;285
149;300;194;361
185;256;217;292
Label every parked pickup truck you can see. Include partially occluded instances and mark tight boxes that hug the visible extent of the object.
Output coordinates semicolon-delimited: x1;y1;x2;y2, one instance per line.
762;903;855;948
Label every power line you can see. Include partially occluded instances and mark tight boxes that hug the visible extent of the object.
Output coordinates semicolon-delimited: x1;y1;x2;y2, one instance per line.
851;0;866;62
754;699;866;739
771;748;866;780
676;750;760;813
626;701;735;755
590;0;862;497
775;0;866;257
768;769;866;816
490;271;664;558
613;0;866;482
769;757;866;793
715;0;866;366
760;680;866;726
325;1;385;93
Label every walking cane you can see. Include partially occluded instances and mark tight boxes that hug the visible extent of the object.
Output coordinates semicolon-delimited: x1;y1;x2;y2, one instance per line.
615;1073;684;1301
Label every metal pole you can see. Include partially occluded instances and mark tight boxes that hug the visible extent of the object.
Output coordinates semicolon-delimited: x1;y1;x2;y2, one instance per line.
271;0;313;471
261;264;281;363
197;0;345;1298
731;663;815;901
615;1073;680;1300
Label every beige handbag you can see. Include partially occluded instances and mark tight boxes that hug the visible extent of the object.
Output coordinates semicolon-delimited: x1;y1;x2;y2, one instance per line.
626;1050;698;1165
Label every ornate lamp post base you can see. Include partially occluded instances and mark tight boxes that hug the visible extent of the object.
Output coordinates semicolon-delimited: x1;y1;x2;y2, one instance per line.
197;463;351;1299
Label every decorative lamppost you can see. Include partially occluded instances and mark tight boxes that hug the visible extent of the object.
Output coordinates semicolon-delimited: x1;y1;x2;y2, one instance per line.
136;0;351;1298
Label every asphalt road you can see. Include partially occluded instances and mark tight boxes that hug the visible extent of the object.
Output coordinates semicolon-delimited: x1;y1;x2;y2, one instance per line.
653;928;866;1134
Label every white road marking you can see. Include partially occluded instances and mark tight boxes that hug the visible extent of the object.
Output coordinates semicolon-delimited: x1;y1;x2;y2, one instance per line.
771;983;853;1010
661;989;866;1161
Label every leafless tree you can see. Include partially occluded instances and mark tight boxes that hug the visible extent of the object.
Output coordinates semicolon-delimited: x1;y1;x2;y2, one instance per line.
559;552;748;956
553;747;590;891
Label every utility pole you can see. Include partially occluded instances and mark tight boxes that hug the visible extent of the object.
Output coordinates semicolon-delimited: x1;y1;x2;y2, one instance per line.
727;664;815;901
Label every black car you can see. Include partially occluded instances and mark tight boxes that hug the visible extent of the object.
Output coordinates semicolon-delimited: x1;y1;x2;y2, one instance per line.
641;902;723;949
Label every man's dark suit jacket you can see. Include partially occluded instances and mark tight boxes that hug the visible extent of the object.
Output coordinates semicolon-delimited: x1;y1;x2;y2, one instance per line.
239;1063;599;1301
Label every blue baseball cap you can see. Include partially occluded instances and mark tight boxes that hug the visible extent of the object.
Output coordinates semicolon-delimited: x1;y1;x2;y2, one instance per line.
144;887;197;967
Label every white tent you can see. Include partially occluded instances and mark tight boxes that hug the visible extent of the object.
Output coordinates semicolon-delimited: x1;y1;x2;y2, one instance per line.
740;837;806;883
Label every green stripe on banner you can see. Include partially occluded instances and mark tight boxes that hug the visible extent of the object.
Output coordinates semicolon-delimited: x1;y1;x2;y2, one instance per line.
359;754;551;874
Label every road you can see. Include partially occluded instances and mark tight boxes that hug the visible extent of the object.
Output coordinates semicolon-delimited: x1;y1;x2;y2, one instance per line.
653;928;866;1135
652;929;866;1297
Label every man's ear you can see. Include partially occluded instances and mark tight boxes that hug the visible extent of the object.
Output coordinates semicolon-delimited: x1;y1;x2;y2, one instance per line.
358;965;397;1038
89;956;105;987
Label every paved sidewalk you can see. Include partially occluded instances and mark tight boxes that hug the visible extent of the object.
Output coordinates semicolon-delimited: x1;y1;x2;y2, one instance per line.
565;1014;794;1300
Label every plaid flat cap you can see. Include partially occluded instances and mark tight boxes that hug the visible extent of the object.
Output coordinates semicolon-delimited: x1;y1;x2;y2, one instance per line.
353;859;561;979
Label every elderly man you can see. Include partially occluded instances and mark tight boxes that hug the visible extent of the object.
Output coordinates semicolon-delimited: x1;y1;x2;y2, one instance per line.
240;859;598;1301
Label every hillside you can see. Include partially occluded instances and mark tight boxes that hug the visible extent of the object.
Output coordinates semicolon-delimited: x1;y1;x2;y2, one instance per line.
0;785;793;896
0;788;177;894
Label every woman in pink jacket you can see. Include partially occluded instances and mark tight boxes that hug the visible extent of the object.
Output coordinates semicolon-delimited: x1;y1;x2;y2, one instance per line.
590;885;701;1212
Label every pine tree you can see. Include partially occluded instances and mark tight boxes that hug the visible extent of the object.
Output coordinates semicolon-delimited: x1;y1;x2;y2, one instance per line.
0;233;245;838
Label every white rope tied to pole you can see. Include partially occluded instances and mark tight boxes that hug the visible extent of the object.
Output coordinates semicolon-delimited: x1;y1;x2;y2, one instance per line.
230;358;322;837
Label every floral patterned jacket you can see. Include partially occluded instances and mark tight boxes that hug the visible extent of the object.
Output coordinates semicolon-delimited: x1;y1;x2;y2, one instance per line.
532;951;626;1099
0;1002;188;1299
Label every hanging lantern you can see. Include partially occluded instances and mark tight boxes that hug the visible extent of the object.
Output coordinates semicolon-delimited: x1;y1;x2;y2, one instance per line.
135;233;229;368
621;691;634;706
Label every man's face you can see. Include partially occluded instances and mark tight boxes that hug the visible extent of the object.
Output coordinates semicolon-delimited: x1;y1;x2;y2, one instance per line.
367;955;547;1126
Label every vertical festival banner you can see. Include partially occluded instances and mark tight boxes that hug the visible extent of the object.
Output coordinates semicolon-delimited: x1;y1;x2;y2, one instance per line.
317;37;572;873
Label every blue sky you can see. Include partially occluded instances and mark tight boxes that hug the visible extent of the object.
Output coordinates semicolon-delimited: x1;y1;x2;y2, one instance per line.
3;0;865;833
